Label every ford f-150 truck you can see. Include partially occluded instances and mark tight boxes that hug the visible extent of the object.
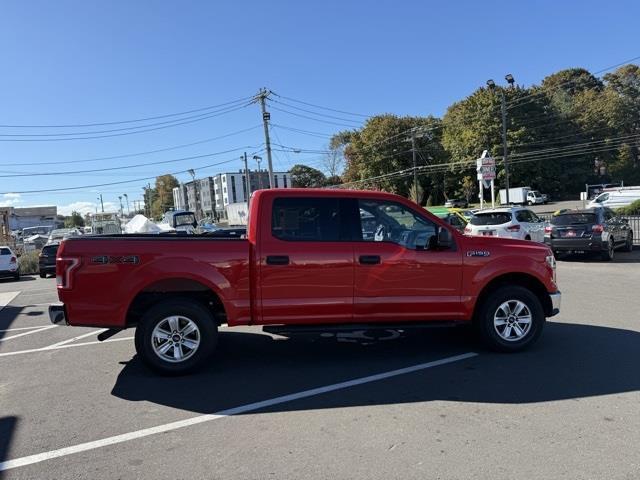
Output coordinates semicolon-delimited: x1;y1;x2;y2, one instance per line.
50;189;561;374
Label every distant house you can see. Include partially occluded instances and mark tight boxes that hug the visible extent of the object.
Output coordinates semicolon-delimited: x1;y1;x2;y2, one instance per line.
6;206;58;230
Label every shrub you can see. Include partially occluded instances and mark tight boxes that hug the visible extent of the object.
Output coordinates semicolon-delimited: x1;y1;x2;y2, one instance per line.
18;251;40;275
617;199;640;216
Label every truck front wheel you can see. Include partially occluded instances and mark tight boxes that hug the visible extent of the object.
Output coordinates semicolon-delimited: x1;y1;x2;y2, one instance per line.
476;286;544;352
135;298;218;375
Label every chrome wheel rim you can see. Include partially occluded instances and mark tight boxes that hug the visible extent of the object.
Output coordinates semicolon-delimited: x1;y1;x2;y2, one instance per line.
151;316;200;363
493;300;532;341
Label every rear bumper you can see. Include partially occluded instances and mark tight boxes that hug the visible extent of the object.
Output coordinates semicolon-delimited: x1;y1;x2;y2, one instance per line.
545;238;604;251
39;264;56;273
49;303;68;325
548;291;561;317
0;269;18;277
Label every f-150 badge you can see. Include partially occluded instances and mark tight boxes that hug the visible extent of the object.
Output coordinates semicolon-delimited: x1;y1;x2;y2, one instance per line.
466;250;490;257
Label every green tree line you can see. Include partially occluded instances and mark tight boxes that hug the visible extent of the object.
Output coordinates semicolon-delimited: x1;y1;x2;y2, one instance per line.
322;64;640;205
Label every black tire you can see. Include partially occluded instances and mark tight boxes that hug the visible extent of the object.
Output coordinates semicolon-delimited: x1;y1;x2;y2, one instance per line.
134;297;218;375
475;285;545;352
39;272;46;278
13;272;20;281
601;238;614;261
552;250;562;260
624;232;633;252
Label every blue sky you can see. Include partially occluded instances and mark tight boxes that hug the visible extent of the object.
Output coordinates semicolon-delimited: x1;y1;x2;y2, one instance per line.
0;0;638;215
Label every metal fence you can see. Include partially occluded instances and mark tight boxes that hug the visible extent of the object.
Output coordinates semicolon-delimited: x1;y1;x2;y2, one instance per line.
537;213;640;246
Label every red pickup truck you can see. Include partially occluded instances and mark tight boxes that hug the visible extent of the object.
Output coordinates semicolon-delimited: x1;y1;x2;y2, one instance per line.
50;189;561;374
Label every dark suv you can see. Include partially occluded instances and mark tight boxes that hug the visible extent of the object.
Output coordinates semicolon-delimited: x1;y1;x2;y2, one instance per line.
544;207;633;260
39;243;60;278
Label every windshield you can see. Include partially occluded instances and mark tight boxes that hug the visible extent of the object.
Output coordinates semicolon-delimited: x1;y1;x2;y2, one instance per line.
551;213;596;225
470;212;512;225
174;213;196;226
593;193;609;203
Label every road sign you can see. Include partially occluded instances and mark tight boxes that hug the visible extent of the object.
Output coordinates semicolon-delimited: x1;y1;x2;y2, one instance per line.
476;151;496;181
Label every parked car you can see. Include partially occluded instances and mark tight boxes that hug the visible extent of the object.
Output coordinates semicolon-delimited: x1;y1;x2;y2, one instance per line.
544;207;633;261
464;207;546;242
0;246;20;281
426;207;468;232
51;189;560;375
444;198;468;208
48;228;80;244
587;186;640;209
39;243;60;278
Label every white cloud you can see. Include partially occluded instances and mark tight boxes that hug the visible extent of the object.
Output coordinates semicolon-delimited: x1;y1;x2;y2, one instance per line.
0;193;22;207
58;201;118;216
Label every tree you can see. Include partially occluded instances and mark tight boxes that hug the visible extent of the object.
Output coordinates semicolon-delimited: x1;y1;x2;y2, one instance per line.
290;164;326;187
64;210;85;228
151;174;180;219
461;176;476;204
336;115;448;201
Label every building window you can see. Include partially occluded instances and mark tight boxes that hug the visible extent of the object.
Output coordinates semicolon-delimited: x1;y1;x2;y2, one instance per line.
231;176;237;203
283;175;288;188
223;186;227;194
275;175;279;188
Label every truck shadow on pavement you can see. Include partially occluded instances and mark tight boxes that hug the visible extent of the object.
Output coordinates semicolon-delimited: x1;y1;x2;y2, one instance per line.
111;321;640;414
0;416;18;476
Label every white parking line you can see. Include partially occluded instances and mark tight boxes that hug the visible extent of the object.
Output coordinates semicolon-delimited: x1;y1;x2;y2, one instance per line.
0;291;20;312
0;336;134;358
0;325;54;333
0;325;57;342
43;328;108;349
0;351;477;472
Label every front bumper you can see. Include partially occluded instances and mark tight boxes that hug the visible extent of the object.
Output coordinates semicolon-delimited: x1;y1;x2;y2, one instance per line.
49;303;67;325
548;291;561;317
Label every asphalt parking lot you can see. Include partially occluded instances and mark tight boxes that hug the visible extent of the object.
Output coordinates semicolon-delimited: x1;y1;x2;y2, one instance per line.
1;252;639;480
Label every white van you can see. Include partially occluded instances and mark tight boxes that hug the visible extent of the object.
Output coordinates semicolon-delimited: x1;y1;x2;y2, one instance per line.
588;187;640;209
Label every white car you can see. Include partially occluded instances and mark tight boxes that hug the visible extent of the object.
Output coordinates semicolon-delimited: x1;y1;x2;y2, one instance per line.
0;246;20;281
464;207;546;242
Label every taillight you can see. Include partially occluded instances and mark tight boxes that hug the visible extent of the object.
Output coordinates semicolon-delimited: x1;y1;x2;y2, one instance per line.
56;257;80;289
544;226;552;235
592;224;604;233
506;224;521;232
9;256;16;264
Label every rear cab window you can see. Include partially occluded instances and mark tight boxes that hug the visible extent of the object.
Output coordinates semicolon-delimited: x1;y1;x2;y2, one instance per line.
470;212;512;226
551;213;596;226
271;197;348;241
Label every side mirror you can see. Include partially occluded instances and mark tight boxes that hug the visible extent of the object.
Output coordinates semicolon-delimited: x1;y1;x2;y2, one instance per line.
437;227;453;250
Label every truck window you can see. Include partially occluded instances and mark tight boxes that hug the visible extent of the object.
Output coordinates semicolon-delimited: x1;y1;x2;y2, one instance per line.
358;199;437;250
271;197;343;241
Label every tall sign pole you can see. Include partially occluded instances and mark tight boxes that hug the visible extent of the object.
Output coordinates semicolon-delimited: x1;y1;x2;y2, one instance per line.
477;150;496;209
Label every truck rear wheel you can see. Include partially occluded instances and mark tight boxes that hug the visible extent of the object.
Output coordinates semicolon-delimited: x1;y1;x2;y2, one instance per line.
475;285;544;352
135;297;218;375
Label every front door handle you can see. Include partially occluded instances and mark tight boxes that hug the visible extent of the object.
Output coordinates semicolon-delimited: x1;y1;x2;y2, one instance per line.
359;255;381;265
266;255;290;266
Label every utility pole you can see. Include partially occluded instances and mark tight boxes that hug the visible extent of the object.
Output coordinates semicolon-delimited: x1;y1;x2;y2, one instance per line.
188;169;199;220
123;194;130;217
243;152;251;212
256;88;275;188
98;194;104;213
406;127;427;204
500;93;510;204
118;196;124;217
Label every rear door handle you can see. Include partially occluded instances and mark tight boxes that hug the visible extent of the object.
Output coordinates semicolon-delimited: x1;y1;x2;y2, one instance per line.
359;255;381;265
266;255;290;266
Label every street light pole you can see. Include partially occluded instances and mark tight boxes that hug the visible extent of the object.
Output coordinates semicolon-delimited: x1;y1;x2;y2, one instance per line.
243;152;250;212
487;74;514;204
188;169;199;220
253;156;263;189
118;196;124;217
123;194;130;217
98;194;104;213
256;88;275;188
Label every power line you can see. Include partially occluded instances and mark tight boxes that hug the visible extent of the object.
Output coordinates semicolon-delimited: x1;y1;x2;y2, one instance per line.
0;95;253;128
1;125;263;166
0;149;266;195
0;145;262;178
269;105;362;129
270;99;368;124
0;103;252;141
274;94;371;118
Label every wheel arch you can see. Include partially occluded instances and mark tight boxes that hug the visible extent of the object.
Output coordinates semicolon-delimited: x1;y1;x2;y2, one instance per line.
126;277;227;327
473;272;552;320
